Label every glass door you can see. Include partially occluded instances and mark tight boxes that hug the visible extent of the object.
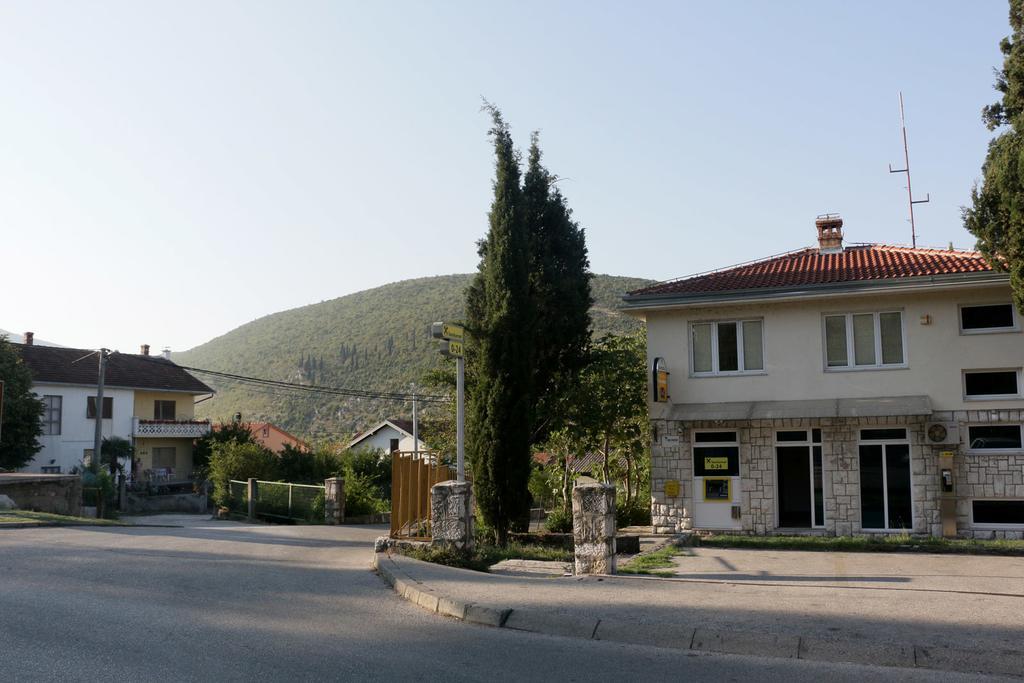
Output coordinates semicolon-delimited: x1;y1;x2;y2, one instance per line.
858;428;912;531
774;429;824;528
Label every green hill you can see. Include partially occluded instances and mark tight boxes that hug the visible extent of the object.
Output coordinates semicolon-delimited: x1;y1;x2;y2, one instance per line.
175;273;652;440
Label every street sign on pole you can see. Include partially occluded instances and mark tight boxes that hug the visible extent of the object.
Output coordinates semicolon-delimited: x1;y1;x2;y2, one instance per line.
433;322;466;481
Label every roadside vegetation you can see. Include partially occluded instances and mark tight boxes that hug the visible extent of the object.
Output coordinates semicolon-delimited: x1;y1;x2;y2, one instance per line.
401;542;572;573
696;533;1024;556
0;510;122;527
617;544;684;577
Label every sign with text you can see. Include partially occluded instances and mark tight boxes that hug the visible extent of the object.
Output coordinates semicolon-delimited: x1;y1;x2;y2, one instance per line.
431;321;464;341
441;340;464;358
664;479;680;498
703;456;730;471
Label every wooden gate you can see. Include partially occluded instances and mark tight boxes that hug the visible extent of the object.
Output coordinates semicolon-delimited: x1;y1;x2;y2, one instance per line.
390;450;457;540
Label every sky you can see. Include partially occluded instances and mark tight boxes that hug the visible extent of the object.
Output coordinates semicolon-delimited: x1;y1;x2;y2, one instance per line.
0;1;1012;353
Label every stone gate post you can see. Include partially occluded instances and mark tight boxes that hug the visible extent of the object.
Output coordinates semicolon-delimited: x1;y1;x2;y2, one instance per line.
324;477;345;525
430;480;474;551
572;481;616;574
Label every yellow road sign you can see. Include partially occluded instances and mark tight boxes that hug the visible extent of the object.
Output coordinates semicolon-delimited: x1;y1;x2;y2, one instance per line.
442;323;464;340
441;340;464;358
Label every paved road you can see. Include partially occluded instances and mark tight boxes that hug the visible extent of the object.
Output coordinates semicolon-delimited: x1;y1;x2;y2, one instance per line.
0;517;1008;682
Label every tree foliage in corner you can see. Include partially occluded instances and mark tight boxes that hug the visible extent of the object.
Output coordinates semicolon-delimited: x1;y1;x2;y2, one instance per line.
0;336;44;471
466;106;535;545
964;0;1024;312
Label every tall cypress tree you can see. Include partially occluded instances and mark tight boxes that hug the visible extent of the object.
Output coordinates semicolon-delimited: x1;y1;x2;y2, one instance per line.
522;134;593;444
964;0;1024;312
466;106;533;545
0;337;44;470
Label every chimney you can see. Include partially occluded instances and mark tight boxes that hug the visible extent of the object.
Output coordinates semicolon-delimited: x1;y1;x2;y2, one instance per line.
140;344;150;356
161;347;171;360
816;213;844;254
23;331;34;346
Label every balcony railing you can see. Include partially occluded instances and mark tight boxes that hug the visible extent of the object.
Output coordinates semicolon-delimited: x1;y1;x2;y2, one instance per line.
132;418;212;439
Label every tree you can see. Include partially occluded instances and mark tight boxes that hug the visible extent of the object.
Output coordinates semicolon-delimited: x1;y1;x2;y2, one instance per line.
192;420;257;474
964;0;1024;312
466;105;534;545
522;134;593;444
0;336;44;471
574;331;648;504
100;436;133;474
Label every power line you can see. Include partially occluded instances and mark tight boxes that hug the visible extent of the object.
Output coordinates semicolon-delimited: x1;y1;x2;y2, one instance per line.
164;360;451;404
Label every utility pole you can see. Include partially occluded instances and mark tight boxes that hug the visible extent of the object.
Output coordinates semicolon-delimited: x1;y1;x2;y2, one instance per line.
456;354;464;482
92;349;109;473
411;384;419;461
888;91;930;248
431;322;465;482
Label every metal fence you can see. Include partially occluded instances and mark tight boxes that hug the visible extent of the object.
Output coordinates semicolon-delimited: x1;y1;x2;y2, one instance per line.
228;479;326;523
390;451;458;540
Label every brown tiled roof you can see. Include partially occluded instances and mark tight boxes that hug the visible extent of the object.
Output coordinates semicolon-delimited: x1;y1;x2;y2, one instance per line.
629;244;996;298
14;344;213;394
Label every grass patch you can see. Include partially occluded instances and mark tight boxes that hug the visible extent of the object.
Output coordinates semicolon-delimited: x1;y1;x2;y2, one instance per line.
697;533;1024;556
0;510;122;528
402;542;573;573
618;543;685;577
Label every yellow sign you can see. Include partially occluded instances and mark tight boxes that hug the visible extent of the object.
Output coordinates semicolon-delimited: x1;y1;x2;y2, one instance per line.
704;456;729;471
664;479;680;498
656;371;669;402
442;323;464;340
442;340;464;358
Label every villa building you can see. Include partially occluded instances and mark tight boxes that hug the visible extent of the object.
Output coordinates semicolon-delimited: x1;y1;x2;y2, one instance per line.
623;216;1024;539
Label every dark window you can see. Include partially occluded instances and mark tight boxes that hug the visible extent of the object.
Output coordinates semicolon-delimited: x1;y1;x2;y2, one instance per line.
87;396;113;419
389;438;400;454
859;443;912;530
704;478;730;500
154;400;176;420
968;425;1023;450
776;430;808;442
860;428;907;441
717;322;739;372
965;371;1019;397
812;428;822;443
694;431;737;443
973;500;1024;525
860;445;885;530
961;304;1015;331
42;395;62;435
693;446;740;476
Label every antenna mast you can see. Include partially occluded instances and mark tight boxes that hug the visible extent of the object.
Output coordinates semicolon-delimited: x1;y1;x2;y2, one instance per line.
888;91;929;248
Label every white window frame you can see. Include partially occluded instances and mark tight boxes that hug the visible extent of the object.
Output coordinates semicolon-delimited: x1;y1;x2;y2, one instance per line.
958;302;1020;335
689;319;765;377
41;395;62;436
822;310;907;371
772;429;826;529
965;424;1024;454
962;368;1023;401
970;499;1024;529
857;427;914;533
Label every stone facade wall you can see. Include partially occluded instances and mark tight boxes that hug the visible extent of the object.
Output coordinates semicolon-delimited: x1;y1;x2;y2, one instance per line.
648;413;1022;538
124;492;206;514
0;474;82;516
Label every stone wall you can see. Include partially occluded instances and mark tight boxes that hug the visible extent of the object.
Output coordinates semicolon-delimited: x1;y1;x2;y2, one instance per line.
650;415;948;536
0;474;82;516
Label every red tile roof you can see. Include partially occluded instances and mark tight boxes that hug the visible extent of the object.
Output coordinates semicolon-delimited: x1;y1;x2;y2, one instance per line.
629;244;996;297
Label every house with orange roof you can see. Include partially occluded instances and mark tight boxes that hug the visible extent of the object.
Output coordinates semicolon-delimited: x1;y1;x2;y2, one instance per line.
623;215;1024;539
214;421;309;453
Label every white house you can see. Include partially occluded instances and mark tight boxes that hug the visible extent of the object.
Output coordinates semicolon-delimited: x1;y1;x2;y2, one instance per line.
349;419;431;455
622;215;1024;539
16;339;214;479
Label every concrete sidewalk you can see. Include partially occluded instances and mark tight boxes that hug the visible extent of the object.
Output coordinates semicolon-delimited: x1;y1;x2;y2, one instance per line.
373;549;1024;678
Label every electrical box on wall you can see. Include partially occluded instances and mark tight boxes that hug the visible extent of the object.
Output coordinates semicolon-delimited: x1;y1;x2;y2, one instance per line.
925;422;960;445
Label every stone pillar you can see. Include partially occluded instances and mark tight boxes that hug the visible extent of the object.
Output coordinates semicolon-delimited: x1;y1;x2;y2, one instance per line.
430;480;474;551
572;481;616;575
324;477;345;525
247;478;257;522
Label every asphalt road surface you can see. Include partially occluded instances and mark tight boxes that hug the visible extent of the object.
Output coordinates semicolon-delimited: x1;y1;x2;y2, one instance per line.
0;517;1007;682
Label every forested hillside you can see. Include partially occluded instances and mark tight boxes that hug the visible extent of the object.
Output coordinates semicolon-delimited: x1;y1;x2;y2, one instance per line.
175;273;652;440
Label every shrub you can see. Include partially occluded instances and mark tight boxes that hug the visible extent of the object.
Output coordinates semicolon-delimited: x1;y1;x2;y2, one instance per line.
616;499;651;528
81;468;116;518
208;441;279;508
544;507;572;533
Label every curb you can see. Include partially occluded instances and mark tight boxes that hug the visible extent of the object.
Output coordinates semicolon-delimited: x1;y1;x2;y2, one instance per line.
372;551;1024;678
